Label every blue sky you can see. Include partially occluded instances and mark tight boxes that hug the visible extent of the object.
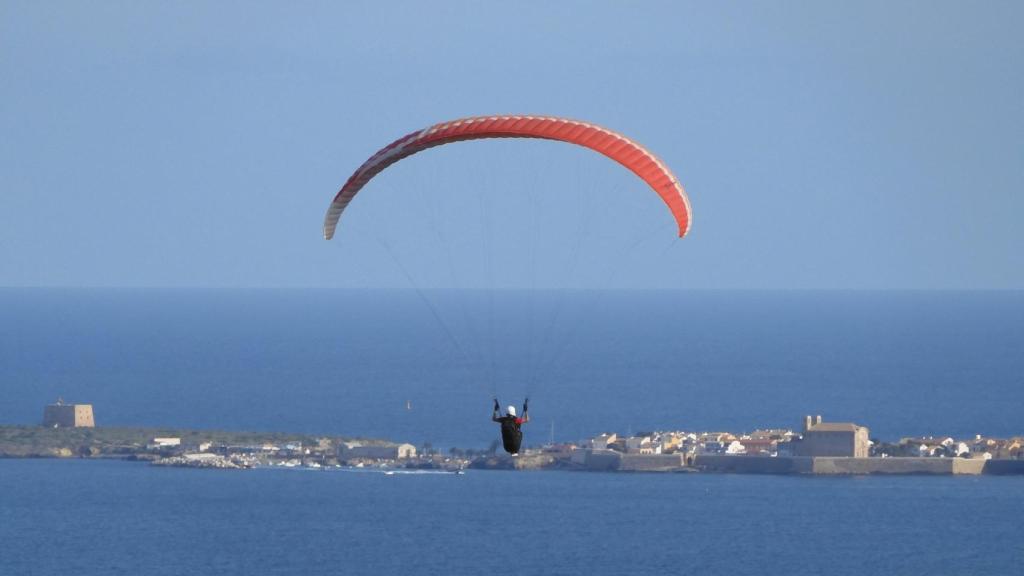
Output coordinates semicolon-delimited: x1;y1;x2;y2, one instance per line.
2;1;1021;289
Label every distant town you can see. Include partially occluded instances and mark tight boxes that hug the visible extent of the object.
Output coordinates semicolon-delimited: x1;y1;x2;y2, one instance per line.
2;398;1022;476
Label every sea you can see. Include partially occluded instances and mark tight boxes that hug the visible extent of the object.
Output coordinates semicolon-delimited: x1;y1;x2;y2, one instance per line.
1;288;1022;575
1;459;1021;576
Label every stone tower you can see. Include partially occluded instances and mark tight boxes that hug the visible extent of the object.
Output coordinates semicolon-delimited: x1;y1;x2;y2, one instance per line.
42;398;95;428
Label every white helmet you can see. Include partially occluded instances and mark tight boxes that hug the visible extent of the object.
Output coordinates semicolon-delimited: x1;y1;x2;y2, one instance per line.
507;406;517;417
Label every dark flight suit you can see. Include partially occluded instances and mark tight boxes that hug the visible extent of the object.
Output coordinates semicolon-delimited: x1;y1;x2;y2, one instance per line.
494;415;524;454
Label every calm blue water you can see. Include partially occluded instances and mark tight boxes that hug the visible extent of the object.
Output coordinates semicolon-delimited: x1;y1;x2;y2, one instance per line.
1;459;1022;576
3;290;1023;575
2;289;1022;447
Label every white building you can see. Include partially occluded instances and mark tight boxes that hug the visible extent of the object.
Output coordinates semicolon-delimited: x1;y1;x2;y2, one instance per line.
625;436;654;454
338;442;416;461
589;433;617;451
150;437;181;448
725;440;746;455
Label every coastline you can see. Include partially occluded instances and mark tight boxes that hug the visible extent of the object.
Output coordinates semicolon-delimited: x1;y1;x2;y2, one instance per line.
4;425;1023;476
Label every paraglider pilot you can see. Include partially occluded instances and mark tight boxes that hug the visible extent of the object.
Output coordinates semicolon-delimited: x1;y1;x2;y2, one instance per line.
492;398;529;455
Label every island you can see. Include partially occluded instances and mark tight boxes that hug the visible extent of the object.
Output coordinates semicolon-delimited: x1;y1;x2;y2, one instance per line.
6;401;1023;475
3;416;1024;476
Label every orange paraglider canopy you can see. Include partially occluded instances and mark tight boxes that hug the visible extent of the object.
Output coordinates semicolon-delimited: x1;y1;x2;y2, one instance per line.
323;115;691;240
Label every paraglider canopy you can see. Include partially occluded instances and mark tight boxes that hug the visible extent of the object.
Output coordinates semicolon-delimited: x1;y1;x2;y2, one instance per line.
323;115;692;240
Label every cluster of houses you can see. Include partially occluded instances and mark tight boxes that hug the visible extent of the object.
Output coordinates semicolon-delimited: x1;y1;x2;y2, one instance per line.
143;436;437;470
880;435;1023;460
568;415;1023;472
144;436;340;469
143;413;1024;473
578;415;870;462
582;429;792;462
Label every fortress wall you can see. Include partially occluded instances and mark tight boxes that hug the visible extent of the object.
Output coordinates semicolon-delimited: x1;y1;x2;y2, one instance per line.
982;460;1024;475
695;455;989;475
695;455;813;474
951;458;987;475
584;449;622;471
618;453;685;472
811;457;985;475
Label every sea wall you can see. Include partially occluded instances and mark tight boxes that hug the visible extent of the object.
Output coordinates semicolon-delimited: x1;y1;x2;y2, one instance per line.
811;457;985;475
618;453;686;472
695;455;989;475
982;459;1024;475
695;455;813;474
583;449;622;471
